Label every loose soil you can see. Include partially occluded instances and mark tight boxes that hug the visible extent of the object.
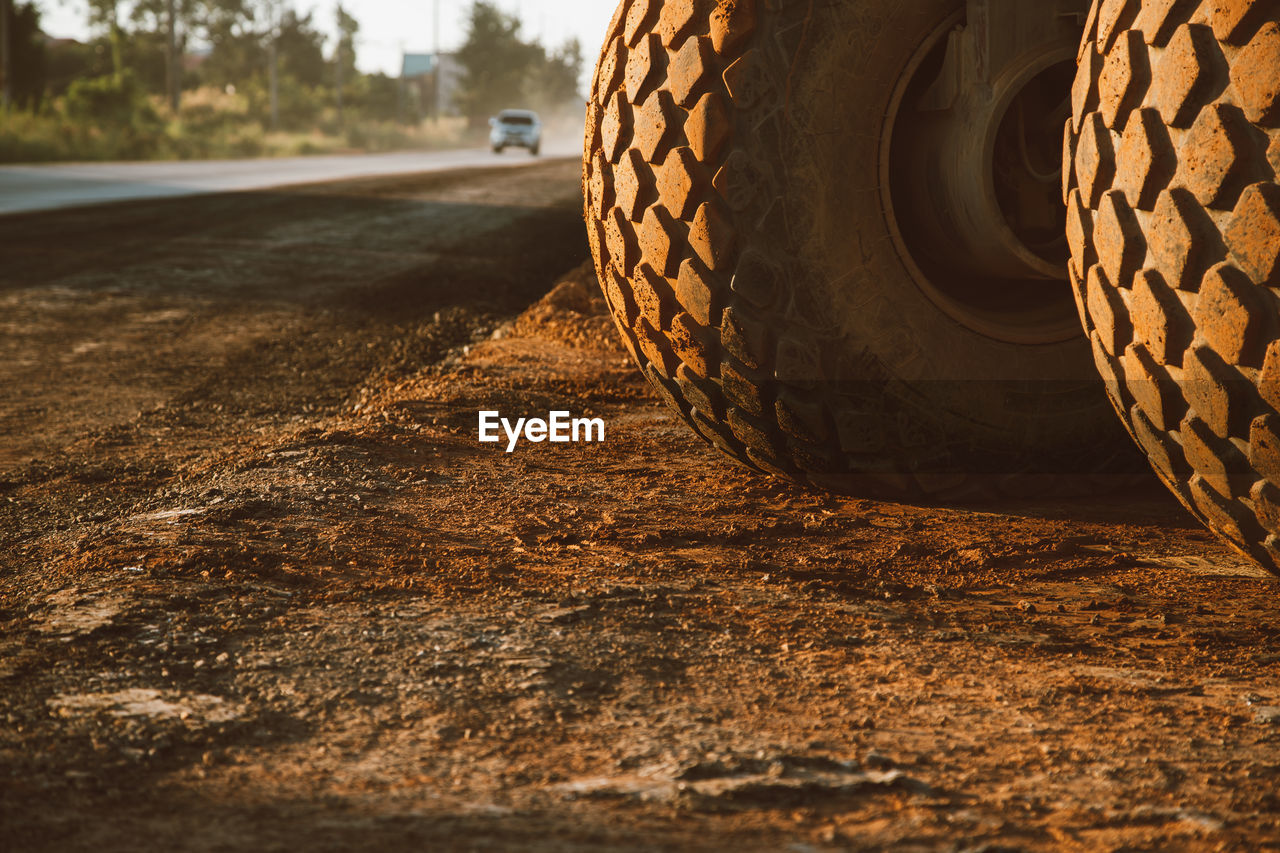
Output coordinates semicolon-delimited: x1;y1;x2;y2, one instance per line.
2;159;1279;852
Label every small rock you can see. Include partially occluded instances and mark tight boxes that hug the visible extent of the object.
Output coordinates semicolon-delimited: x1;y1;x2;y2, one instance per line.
864;751;894;769
1253;706;1280;725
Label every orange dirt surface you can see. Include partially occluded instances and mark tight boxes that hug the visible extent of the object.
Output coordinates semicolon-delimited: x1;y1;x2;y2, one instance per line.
2;160;1279;851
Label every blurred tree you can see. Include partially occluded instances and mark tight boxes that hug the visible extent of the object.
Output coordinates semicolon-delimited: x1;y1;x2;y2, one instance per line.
274;9;325;87
200;16;265;91
45;38;107;98
118;28;168;94
83;0;128;74
199;0;325;128
3;1;46;110
454;1;541;129
333;2;356;121
530;36;582;116
129;0;199;108
350;71;397;122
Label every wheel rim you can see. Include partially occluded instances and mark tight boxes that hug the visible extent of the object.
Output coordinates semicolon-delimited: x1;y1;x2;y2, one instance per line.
880;10;1083;345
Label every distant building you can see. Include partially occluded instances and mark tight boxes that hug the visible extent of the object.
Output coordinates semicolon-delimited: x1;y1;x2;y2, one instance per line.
183;46;211;75
400;52;462;119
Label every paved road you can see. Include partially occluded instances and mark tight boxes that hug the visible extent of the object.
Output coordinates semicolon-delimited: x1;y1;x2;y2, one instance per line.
0;141;580;215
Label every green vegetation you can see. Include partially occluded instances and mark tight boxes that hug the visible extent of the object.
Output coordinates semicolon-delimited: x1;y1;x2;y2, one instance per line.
0;0;582;163
454;2;583;130
0;88;469;162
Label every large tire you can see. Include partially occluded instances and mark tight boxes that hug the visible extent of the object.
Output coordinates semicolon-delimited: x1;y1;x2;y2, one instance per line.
584;0;1136;498
1066;0;1280;571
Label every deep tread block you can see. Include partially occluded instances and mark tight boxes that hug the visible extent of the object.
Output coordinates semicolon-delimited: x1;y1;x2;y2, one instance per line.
1231;21;1280;125
1224;183;1280;285
1181;415;1251;495
775;389;830;445
1147;188;1220;291
720;359;767;417
654;146;704;221
709;0;755;54
638;206;680;278
613;149;651;221
1116;107;1177;210
668;311;714;377
1122;342;1187;431
1077;112;1117;207
1194;262;1266;366
1260;340;1280;412
636;318;678;376
625;33;663;104
676;363;724;417
720;305;768;371
1130;269;1193;366
728;407;782;458
689;199;736;271
1095;190;1147;288
1098;0;1141;52
1067;0;1280;575
684;93;730;162
1087;264;1132;357
1151;23;1224;128
1132;403;1192;483
674;257;719;327
1175;103;1259;210
632;264;674;332
1099;29;1151;131
1249;413;1280;483
690;407;744;456
668;36;717;107
1182;343;1250;436
1135;0;1200;45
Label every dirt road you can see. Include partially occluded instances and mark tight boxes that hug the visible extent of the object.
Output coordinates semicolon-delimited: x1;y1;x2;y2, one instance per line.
2;159;1279;851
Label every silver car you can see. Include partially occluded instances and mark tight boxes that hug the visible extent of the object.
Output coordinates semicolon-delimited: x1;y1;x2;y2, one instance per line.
489;110;542;156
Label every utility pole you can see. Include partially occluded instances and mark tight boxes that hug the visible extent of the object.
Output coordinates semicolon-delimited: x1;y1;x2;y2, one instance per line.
267;0;279;131
334;3;344;125
269;38;279;130
397;42;405;125
166;0;180;113
1;0;12;111
432;0;440;121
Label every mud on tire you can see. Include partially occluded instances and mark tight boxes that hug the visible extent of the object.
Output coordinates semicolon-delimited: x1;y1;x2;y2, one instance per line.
1065;0;1280;571
584;0;1138;499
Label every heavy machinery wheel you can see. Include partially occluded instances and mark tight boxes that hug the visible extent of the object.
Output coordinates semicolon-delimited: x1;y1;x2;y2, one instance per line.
1066;0;1280;570
584;0;1137;498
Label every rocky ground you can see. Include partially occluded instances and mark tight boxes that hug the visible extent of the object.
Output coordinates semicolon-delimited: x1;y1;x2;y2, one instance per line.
2;159;1279;852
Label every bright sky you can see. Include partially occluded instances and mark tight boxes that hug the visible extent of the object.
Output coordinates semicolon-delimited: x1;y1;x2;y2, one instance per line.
37;0;617;82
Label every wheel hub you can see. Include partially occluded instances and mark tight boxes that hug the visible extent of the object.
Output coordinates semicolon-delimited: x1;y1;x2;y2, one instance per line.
882;1;1089;343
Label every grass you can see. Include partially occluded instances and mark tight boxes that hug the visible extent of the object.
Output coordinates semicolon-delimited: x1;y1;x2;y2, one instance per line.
0;87;472;164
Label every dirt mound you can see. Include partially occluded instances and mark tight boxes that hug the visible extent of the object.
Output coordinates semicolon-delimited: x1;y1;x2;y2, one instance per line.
508;261;621;352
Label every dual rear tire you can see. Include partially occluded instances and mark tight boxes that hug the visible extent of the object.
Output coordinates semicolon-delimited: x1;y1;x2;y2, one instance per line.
584;0;1280;571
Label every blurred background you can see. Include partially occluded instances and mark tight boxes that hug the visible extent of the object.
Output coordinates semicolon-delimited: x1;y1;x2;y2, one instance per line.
0;0;610;161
